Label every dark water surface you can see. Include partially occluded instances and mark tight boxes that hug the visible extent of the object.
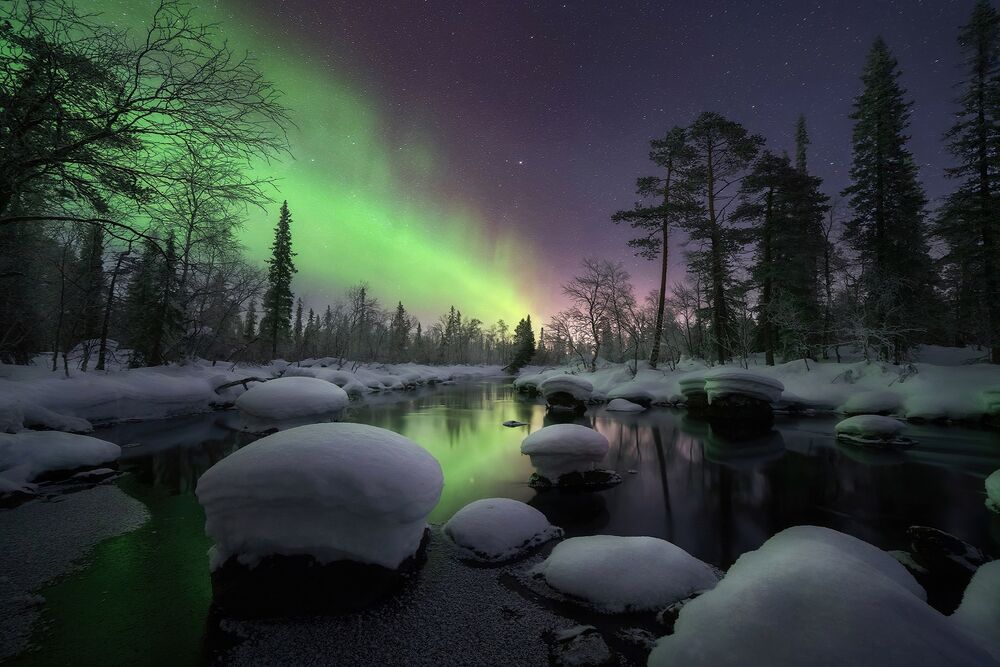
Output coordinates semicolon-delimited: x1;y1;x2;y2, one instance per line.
11;379;1000;665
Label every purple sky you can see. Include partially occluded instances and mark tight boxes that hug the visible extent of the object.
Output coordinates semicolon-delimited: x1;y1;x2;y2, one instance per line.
254;0;969;302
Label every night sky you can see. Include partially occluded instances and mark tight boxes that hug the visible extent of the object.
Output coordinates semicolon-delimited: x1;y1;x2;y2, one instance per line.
114;1;973;323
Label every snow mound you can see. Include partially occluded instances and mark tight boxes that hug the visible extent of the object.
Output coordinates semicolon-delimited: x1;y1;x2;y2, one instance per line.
952;560;1000;661
0;431;120;495
282;366;369;396
538;374;594;402
532;535;720;613
443;498;563;562
648;526;995;667
841;390;903;415
703;370;784;404
605;398;646;412
234;376;349;421
986;469;1000;514
196;423;444;570
513;369;561;392
520;424;610;479
836;415;905;439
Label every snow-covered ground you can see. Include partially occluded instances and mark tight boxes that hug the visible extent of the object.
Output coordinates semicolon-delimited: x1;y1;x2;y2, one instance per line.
516;345;1000;425
0;431;121;496
0;359;505;433
196;422;444;570
648;526;998;666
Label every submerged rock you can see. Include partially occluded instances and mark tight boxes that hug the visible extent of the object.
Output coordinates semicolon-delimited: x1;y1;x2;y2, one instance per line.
528;468;623;491
899;525;993;613
835;415;914;448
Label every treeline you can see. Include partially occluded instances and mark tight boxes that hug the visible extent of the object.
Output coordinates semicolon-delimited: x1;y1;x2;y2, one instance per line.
545;2;1000;369
0;0;533;370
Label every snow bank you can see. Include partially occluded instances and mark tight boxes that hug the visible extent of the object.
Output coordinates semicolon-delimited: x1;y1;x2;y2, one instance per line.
513;368;562;393
532;535;720;613
0;431;120;496
538;374;593;402
986;469;1000;514
841;390;903;415
952;561;1000;661
443;498;563;562
234;376;349;422
520;424;609;479
196;423;443;570
703;370;784;404
605;398;645;412
649;526;995;667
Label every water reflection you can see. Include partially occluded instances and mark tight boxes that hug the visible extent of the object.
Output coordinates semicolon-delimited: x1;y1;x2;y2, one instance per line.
96;380;1000;570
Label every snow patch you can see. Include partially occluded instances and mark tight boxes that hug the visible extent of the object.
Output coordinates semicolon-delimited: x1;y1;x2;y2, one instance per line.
0;431;120;496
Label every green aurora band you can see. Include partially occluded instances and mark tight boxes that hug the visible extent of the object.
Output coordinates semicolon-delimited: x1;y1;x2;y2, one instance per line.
103;0;546;326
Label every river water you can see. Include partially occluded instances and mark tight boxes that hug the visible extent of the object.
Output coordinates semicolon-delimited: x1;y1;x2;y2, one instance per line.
10;379;1000;665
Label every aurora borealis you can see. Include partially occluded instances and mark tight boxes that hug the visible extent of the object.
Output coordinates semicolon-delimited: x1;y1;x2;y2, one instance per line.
102;0;966;324
104;0;549;326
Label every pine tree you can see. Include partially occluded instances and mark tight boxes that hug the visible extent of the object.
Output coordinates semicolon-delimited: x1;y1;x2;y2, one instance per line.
794;114;810;173
389;301;410;361
260;201;297;359
292;297;304;357
613;127;700;369
938;0;1000;362
736;151;828;364
508;316;536;371
683;112;764;363
126;236;181;367
243;300;258;341
843;38;934;362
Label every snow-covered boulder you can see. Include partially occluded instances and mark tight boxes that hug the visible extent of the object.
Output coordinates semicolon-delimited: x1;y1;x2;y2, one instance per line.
539;374;594;412
952;560;1000;661
986;469;1000;514
196;423;443;571
605;398;645;413
443;498;562;562
648;526;996;667
234;376;349;424
513;369;560;394
282;366;369;397
841;390;903;416
520;424;609;481
836;415;913;447
703;370;784;405
0;431;120;497
531;535;720;613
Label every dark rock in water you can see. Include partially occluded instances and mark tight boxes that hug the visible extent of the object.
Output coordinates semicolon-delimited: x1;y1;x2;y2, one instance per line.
545;625;615;667
708;395;774;429
546;392;587;416
902;525;992;613
683;390;711;419
614;627;657;650
529;469;623;492
210;531;429;618
502;420;529;428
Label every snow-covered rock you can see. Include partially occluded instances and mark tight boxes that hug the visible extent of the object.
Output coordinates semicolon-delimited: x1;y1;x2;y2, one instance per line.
234;376;349;422
196;423;444;570
952;560;1000;661
282;366;370;396
520;424;609;480
703;370;784;405
443;498;562;562
835;415;911;447
513;368;561;393
648;526;995;667
531;535;720;613
0;431;120;496
605;398;645;413
986;469;1000;514
841;390;903;416
539;374;594;402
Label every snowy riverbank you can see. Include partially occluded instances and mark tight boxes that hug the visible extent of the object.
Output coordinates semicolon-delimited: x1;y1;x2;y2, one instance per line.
515;346;1000;427
0;359;507;434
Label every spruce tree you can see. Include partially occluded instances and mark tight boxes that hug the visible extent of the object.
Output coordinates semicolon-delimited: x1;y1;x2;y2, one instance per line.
243;300;258;342
292;297;304;357
843;38;934;362
260;201;297;359
794;114;810;173
389;301;410;360
508;316;536;371
938;0;1000;362
683;112;763;363
613;127;699;369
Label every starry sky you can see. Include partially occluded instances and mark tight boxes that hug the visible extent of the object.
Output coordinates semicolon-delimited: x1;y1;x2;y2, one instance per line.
111;0;972;324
